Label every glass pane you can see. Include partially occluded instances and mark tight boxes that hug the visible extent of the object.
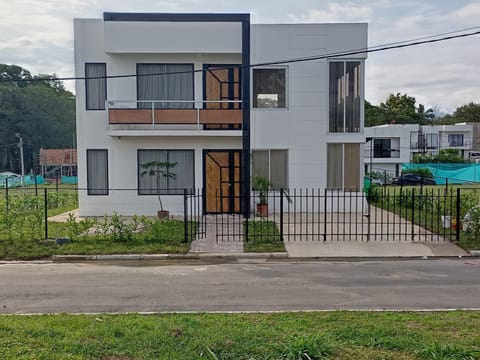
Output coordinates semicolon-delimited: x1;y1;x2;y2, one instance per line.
138;150;168;194
345;62;361;132
252;150;269;179
327;144;343;189
253;69;286;108
87;149;108;195
270;150;288;189
137;64;194;109
167;150;194;195
344;144;360;191
85;63;106;110
329;62;344;132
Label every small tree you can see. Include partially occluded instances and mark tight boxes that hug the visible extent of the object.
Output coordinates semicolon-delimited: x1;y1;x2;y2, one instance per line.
140;161;176;211
252;176;271;205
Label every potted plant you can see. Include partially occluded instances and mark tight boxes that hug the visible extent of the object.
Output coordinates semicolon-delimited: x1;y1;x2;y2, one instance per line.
140;160;177;219
252;175;271;217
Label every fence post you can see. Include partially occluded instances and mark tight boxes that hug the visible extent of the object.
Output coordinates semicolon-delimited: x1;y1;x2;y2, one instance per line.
456;188;461;242
445;178;448;192
411;188;415;241
44;188;48;240
367;187;371;242
5;177;8;214
56;174;59;192
323;188;327;241
280;189;284;241
183;189;188;243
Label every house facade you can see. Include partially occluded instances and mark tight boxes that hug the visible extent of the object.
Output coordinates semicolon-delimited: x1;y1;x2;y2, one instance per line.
364;123;473;177
74;13;368;216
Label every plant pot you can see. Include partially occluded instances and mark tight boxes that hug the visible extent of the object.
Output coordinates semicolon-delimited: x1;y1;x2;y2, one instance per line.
157;210;169;220
256;203;268;217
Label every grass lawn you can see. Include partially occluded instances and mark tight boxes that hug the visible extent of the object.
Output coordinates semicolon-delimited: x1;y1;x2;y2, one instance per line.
370;185;480;251
0;219;195;260
244;219;286;253
0;311;479;359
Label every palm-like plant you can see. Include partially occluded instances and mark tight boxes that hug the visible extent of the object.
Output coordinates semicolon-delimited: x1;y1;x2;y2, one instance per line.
140;160;176;211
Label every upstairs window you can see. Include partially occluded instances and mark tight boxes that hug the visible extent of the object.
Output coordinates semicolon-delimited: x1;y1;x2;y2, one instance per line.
329;61;361;132
448;134;464;147
253;68;286;108
137;64;194;109
85;63;106;110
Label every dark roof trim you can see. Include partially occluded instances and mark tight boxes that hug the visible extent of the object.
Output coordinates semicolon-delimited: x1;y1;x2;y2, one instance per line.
104;13;250;22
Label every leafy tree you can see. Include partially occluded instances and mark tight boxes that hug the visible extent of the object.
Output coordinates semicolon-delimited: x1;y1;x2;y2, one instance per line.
0;64;75;173
366;93;434;126
451;102;480;123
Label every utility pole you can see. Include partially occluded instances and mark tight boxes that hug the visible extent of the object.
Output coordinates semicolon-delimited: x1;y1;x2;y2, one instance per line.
16;133;25;187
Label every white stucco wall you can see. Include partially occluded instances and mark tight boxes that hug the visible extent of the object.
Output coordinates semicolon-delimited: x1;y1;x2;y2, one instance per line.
74;17;368;215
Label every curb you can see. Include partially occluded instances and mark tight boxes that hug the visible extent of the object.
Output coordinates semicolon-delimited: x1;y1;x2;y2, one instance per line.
51;252;289;262
470;250;480;257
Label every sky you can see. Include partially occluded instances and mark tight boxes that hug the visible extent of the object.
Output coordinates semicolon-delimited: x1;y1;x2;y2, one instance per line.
0;0;479;114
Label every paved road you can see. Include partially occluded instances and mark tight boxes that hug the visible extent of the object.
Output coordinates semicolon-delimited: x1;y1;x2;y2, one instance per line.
1;259;480;314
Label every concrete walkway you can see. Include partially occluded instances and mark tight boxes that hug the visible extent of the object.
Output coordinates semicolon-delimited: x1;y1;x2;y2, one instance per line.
189;215;244;253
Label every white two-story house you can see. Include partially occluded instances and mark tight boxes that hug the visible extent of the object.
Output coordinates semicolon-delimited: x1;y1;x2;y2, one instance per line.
74;13;368;216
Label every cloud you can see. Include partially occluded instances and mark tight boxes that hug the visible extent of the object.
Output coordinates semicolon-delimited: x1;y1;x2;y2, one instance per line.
289;2;373;23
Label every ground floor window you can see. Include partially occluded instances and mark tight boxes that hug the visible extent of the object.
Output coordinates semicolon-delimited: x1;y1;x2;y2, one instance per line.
252;149;288;189
327;143;361;190
138;150;194;195
87;149;108;195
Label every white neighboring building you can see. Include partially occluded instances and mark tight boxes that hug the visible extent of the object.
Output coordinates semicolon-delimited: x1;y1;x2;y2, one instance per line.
74;13;368;216
364;123;473;177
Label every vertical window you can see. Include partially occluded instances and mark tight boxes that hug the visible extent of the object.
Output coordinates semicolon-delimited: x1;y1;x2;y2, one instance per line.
252;149;288;189
137;64;194;109
327;144;360;190
138;150;194;195
253;68;286;108
329;61;361;132
426;134;438;149
85;63;106;110
87;149;108;195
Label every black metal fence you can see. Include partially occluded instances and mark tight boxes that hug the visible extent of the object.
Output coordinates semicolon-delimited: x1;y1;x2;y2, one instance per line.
213;187;469;243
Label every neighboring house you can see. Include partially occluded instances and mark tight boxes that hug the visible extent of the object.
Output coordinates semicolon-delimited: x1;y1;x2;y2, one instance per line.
74;13;368;216
39;148;77;177
364;123;473;176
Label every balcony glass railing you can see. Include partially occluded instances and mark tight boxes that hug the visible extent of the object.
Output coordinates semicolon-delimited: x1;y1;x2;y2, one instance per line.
107;100;242;131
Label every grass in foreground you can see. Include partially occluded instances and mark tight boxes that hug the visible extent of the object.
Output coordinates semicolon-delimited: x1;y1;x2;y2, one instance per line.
0;311;479;359
0;219;194;260
244;219;286;253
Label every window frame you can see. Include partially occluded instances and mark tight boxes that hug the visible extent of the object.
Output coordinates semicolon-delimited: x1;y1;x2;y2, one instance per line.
136;63;195;109
251;149;288;190
327;143;361;191
85;63;107;111
328;60;363;133
86;149;109;196
252;67;288;109
137;149;195;195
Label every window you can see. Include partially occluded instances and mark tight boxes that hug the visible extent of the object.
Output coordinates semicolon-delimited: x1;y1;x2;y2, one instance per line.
85;63;106;110
448;134;464;147
329;61;361;132
87;149;108;195
327;143;360;190
137;64;194;109
373;139;392;158
253;68;286;108
138;150;194;195
425;133;438;149
252;150;288;189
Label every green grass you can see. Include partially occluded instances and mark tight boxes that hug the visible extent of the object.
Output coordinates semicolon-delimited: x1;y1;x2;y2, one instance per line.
244;219;286;253
0;311;479;359
370;185;480;251
0;219;195;260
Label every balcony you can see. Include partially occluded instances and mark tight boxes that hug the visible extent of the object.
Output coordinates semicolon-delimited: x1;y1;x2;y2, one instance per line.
106;100;242;136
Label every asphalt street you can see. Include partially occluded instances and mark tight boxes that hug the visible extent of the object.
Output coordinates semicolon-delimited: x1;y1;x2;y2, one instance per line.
1;258;480;314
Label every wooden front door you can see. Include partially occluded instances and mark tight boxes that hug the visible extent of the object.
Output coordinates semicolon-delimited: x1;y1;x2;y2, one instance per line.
204;150;242;213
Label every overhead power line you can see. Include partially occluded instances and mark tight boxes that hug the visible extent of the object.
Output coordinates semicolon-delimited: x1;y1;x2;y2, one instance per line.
1;28;479;83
